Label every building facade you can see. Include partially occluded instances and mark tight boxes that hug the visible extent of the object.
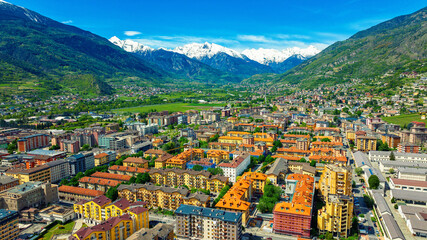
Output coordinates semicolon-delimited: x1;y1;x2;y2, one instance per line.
175;205;242;240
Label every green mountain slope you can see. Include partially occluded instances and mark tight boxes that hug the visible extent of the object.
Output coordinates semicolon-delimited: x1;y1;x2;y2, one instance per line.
277;7;427;88
0;1;165;97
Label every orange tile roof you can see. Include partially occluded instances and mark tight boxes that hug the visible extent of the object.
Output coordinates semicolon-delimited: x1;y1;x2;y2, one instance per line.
314;127;340;132
79;177;121;187
90;172;132;181
274;202;311;216
108;165;149;174
277;148;310;154
283;134;310;138
219;136;243;140
311;141;343;146
58;185;104;197
95;153;109;158
308;155;347;162
123;157;148;164
272;155;301;161
280;139;297;144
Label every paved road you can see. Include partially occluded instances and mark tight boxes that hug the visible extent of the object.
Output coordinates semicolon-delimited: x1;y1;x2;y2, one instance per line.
352;167;379;240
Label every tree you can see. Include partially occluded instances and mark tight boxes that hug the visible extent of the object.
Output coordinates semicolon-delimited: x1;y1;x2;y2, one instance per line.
368;175;380;189
271;145;277;153
49;145;60;150
389;151;395;161
192;165;204;171
391;197;396;203
310;160;316;167
7;139;17;154
81;144;92;151
355;167;364;176
129;176;136;184
257;183;282;213
394;204;399;209
389;168;395;174
352;180;356;188
136;172;151;184
60;179;69;186
106;186;118;201
321;138;331;142
208;168;224;176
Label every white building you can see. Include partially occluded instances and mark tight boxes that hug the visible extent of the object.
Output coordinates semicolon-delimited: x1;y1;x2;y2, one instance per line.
218;152;251;183
369;151;427;163
397;168;427;181
46;159;70;183
125;122;159;136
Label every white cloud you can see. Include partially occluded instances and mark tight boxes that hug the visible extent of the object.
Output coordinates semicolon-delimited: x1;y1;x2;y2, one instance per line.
61;20;73;24
237;35;271;43
124;31;142;36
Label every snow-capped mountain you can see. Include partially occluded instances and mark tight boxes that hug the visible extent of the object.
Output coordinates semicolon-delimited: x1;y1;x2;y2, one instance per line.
109;36;153;53
109;37;320;76
242;45;320;65
172;42;245;60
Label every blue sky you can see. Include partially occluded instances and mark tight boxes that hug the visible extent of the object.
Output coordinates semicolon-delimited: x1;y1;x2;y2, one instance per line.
6;0;427;50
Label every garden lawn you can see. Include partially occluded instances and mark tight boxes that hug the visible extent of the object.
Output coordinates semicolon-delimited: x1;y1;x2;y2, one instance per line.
382;114;427;127
40;221;75;240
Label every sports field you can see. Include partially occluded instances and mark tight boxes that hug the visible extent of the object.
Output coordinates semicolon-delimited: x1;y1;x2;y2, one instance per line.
113;102;224;113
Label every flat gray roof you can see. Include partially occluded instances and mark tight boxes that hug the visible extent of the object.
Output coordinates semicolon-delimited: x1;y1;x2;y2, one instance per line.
391;189;427;203
382;213;406;240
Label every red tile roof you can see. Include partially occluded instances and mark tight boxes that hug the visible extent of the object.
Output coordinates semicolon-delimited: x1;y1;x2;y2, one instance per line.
90;172;132;181
58;185;104;197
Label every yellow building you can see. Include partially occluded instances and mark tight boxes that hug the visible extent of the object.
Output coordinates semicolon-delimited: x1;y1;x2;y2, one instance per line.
72;208;148;240
318;194;354;238
165;148;205;169
346;130;355;142
118;183;210;211
154;153;173;169
94;153;109;167
206;150;229;165
149;168;228;193
218;136;243;145
0;209;19;240
74;196;149;226
356;136;377;152
227;131;250;137
318;164;352;198
6;165;51;184
123;157;148;168
215;172;267;225
74;195;112;224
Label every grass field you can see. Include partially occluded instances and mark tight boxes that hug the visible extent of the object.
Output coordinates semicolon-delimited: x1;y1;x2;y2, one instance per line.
40;221;75;240
113;102;225;114
382;113;427;127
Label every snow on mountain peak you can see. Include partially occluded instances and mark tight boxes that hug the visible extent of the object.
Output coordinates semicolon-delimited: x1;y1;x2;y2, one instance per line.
173;42;244;60
109;36;153;52
242;45;320;64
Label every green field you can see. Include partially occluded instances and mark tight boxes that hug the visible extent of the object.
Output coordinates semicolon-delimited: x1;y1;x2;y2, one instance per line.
382;113;427;127
113;102;225;113
39;221;75;240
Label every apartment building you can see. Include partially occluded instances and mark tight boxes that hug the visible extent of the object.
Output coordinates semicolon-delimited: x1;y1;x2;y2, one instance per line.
90;172;132;182
356;136;377;152
66;152;95;176
215;172;267;225
149;168;228;193
382;134;401;148
369;151;427;163
71;212;147;240
78;177;121;192
218;152;250;183
0;209;19;240
108;165;149;176
118;183;210;211
318;164;352;198
176;205;242;240
60;140;80;153
0;181;58;211
123;157;148;168
318;194;354;238
0;176;19;192
6;164;51;184
209;142;237;152
154;153;174;169
206;150;229;165
273;174;314;237
58;185;104;202
17;134;49;152
398;142;420;153
46;159;71;183
127;223;174;240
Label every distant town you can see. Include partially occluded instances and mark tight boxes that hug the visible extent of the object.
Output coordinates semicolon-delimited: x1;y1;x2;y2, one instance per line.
0;75;425;240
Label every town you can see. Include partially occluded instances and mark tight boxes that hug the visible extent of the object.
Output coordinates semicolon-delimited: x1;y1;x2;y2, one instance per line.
0;80;425;240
